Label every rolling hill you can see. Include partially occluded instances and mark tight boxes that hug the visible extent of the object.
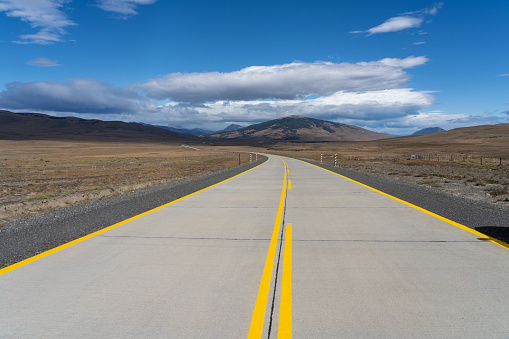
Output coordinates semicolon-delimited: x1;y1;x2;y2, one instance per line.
0;110;199;141
218;124;243;132
372;123;509;156
203;115;391;142
399;123;509;143
412;127;446;135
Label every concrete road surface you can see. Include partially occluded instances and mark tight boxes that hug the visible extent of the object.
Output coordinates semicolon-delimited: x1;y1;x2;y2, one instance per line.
1;156;509;338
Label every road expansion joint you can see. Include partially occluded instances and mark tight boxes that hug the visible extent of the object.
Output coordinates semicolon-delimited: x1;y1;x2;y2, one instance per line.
293;239;482;243
99;235;272;241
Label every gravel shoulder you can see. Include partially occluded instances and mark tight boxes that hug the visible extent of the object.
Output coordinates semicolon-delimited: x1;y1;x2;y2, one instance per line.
0;157;267;268
302;159;509;246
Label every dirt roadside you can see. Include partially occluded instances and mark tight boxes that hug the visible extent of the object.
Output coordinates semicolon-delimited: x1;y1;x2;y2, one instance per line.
305;157;509;212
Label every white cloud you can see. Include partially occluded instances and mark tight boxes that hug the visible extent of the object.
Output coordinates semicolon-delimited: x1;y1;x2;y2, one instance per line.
27;58;60;67
153;88;435;129
366;16;423;35
361;110;508;135
0;78;157;114
363;56;429;68
497;74;509;77
412;42;426;45
0;0;76;44
96;0;157;17
0;56;436;133
140;56;429;102
351;3;443;36
0;0;157;44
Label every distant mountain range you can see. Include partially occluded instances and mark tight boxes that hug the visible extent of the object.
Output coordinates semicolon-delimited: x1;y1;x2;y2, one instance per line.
146;124;214;136
141;123;243;136
203;115;392;142
0;110;198;141
0;111;391;143
412;127;446;135
218;124;244;132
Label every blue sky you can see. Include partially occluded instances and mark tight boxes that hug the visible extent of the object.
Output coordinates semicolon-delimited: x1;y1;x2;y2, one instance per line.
0;0;508;135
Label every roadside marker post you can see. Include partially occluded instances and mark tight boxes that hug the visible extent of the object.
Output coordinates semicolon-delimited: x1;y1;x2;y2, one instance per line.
256;154;258;161
320;153;323;164
334;153;337;167
250;154;253;162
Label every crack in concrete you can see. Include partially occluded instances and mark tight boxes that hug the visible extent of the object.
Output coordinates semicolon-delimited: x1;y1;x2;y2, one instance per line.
267;170;289;339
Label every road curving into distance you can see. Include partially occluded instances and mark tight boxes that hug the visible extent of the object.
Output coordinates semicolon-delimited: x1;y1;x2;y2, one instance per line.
0;156;267;268
1;155;509;338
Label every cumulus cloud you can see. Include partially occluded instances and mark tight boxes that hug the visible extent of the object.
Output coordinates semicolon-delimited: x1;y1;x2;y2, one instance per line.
152;88;435;129
27;58;60;67
0;56;439;134
96;0;158;17
0;78;157;114
140;56;429;102
351;3;443;36
0;0;76;44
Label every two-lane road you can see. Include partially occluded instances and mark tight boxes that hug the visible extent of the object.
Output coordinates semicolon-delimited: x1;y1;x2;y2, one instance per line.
1;156;509;338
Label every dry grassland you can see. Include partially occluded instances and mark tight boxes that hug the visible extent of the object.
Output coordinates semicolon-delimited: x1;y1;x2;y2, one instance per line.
0;140;249;223
249;138;509;210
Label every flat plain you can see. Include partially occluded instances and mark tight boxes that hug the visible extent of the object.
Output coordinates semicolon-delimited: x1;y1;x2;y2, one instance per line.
0;140;250;223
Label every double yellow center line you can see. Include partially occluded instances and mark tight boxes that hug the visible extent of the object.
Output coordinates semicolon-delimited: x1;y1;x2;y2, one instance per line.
248;159;292;338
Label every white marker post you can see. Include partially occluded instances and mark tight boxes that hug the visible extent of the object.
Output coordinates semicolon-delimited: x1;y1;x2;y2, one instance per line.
250;154;252;162
256;154;258;161
320;153;323;164
334;153;337;167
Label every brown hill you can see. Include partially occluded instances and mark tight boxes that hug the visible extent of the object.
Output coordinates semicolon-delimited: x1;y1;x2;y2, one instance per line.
380;123;509;156
399;123;509;143
203;115;391;142
0;110;198;142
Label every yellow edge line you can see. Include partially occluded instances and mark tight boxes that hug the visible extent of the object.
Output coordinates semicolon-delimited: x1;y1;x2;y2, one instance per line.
248;158;287;339
0;158;268;276
278;223;292;338
302;160;509;251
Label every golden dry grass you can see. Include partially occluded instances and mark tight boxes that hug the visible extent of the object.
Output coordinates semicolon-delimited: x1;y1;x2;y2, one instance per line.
0;140;252;222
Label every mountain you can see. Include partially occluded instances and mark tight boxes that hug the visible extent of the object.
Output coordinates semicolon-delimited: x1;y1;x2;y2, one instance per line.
412;127;446;135
203;115;391;142
147;124;214;136
0;110;199;141
218;124;243;132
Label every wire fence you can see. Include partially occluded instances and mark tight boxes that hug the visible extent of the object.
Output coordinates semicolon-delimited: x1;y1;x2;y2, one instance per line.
319;153;509;166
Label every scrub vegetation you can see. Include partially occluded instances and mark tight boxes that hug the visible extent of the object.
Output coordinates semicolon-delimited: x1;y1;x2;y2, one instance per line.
0;140;250;222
